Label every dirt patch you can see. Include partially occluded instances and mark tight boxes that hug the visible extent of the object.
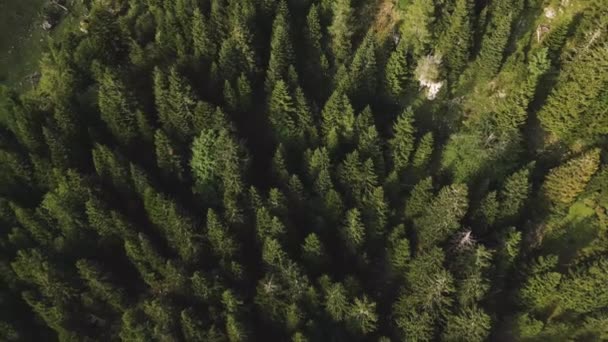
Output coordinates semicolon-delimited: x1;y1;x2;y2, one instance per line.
372;0;402;40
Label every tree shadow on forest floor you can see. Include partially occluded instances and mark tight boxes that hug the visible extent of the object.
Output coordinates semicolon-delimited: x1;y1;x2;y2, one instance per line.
539;201;600;266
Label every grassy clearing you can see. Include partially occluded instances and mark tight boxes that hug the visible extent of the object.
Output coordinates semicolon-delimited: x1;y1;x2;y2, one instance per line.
0;0;83;90
0;0;47;87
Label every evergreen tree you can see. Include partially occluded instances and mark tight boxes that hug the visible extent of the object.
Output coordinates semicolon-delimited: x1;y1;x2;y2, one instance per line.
347;296;378;335
321;90;355;151
1;1;607;340
411;132;434;170
303;4;329;99
341;208;365;252
400;0;436;57
76;259;128;312
192;7;216;61
347;31;378;106
437;0;474;87
538;40;608;143
414;184;469;249
268;80;298;145
559;257;608;314
473;0;523;79
385;39;410;102
206;209;238;260
265;1;295;93
389;108;416;173
543;149;600;205
154;130;184;182
443;306;491;342
97;70;139;145
405;177;434;220
498;166;531;222
324;281;348;322
328;0;353;64
301;233;326;269
142;187;200;262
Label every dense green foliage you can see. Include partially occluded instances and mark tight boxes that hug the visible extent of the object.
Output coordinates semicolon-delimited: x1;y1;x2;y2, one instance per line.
1;0;608;341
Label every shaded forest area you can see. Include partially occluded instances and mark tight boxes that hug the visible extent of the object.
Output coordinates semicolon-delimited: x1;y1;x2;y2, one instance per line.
1;0;608;341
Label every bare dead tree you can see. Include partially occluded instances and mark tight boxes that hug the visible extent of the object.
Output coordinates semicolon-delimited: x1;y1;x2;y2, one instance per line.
50;0;69;12
453;229;476;251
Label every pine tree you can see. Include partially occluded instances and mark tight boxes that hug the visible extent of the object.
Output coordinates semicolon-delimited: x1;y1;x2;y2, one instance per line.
389;108;416;173
356;120;384;177
301;233;326;269
124;234;166;288
224;80;238;112
415;184;469;249
475;191;499;228
76;259;128;312
321;90;355;151
192;7;216;61
543;149;600;205
499;166;531;222
206;209;238;260
142;187;199;262
559;257;608;314
98;70;139;145
394;248;454;340
473;0;523;79
293;87;317;146
324;281;348;322
341;208;366;252
348;31;378;106
265;1;295;93
42;126;70;170
236;73;252;112
412;132;434;170
165;67;198;138
385;39;410;101
154;130;184;182
268;80;298;145
400;0;436;57
443;306;491;342
328;0;353;64
405;177;434;219
191;128;246;202
347;296;378;335
10;204;54;248
389;237;411;274
518;255;561;313
181;308;216;342
538;41;608;143
436;0;474;87
93;145;131;192
303;4;329;99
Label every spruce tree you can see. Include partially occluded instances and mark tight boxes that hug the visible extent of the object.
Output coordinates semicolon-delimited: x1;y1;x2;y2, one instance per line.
389;108;416;173
328;0;353;64
321;90;355;151
385;39;410;101
154;130;184;182
192;7;216;61
97;70;139;145
265;1;295;93
543;149;600;205
268;80;298;145
436;0;474;87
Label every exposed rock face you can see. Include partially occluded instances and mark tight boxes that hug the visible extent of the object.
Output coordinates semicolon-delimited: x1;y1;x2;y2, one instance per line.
420;79;444;100
415;54;444;100
42;20;53;30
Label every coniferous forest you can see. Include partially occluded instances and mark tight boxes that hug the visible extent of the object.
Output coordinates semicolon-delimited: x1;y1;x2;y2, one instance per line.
1;0;608;340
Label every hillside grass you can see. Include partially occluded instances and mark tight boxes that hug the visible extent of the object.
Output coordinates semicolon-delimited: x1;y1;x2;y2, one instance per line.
0;0;83;90
0;0;48;87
